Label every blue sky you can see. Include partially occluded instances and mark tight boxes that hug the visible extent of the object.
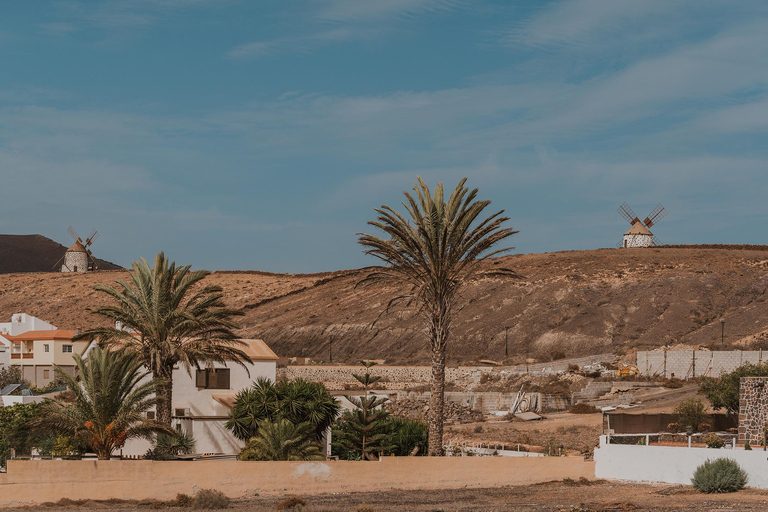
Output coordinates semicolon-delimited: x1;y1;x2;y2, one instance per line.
2;1;767;272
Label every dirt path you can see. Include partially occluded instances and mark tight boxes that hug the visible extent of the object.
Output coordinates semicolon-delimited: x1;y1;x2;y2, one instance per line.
6;481;768;511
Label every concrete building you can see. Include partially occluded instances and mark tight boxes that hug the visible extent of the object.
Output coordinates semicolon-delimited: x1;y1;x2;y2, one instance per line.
0;342;9;369
622;222;653;248
4;329;88;386
61;240;90;273
0;313;57;337
115;339;279;457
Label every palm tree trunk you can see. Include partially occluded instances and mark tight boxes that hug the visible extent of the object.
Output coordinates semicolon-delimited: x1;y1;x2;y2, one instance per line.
154;368;174;427
428;344;446;456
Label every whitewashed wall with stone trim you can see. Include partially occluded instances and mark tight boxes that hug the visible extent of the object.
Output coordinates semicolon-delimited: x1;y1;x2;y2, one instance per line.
623;234;652;248
62;251;88;273
637;350;767;379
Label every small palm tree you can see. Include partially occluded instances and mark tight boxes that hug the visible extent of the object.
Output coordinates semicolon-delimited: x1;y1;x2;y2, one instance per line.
358;177;517;455
74;252;250;425
36;347;169;460
239;419;323;461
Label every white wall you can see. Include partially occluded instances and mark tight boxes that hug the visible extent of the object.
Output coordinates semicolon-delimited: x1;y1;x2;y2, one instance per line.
595;435;768;488
0;313;57;337
0;342;9;369
0;395;44;407
121;359;277;457
172;361;276;417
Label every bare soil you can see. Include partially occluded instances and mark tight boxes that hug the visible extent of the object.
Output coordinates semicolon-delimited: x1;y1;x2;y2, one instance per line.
4;247;768;364
7;481;768;511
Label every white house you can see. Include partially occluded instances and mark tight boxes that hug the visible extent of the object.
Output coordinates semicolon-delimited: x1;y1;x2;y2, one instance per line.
115;339;279;457
0;342;8;369
0;313;57;337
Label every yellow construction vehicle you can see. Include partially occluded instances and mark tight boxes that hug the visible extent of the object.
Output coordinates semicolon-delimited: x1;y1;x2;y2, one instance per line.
616;364;639;377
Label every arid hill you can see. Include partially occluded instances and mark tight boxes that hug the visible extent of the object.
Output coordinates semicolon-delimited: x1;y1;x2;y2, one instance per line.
1;247;767;364
0;235;122;273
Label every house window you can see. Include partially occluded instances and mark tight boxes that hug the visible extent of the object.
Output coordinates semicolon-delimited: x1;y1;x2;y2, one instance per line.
62;345;73;353
44;344;49;353
43;370;50;379
195;368;231;389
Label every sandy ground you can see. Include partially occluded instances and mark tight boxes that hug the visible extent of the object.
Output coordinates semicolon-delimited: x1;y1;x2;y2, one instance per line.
6;481;768;511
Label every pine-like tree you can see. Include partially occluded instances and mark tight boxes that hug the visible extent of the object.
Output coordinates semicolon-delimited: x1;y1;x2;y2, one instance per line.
333;361;394;460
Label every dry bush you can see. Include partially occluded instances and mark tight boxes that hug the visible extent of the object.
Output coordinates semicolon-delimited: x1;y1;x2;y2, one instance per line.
353;506;376;512
662;378;684;389
192;489;230;509
569;403;600;414
276;497;308;510
174;494;193;507
473;425;483;433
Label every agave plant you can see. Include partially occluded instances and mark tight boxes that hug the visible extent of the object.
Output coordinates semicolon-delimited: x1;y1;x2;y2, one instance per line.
239;419;323;461
73;252;250;425
358;177;517;455
36;347;170;460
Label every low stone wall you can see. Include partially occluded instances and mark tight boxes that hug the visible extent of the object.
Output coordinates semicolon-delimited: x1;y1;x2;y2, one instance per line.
595;435;768;488
0;457;595;506
396;391;570;414
278;353;618;390
278;365;471;390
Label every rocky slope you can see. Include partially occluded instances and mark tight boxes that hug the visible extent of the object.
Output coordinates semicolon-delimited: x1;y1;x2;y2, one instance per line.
1;247;768;364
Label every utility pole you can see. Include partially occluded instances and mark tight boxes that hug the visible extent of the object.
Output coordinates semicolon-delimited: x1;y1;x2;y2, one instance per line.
505;326;509;358
721;320;725;345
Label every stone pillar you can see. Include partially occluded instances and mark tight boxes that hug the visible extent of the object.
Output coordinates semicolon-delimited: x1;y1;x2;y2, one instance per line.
738;377;768;445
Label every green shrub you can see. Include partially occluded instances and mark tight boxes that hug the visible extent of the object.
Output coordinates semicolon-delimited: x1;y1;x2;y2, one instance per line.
192;489;230;509
698;422;712;433
667;422;682;434
674;399;708;431
275;497;307;510
702;433;724;449
691;458;747;493
744;441;752;450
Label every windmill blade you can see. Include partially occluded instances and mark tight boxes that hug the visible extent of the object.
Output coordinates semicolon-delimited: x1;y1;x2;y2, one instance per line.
644;204;667;228
67;226;80;241
652;236;662;246
617;203;640;225
52;253;66;270
86;229;99;245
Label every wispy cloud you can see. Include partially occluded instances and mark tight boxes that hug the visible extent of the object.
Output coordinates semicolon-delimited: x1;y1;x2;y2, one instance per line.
318;0;462;22
226;0;460;60
501;0;696;49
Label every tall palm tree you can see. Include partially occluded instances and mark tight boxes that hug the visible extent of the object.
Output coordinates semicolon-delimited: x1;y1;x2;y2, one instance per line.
74;252;250;425
239;419;323;461
36;347;169;460
358;177;517;455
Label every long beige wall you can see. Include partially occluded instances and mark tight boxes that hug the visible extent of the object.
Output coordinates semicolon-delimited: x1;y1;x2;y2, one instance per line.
0;457;594;506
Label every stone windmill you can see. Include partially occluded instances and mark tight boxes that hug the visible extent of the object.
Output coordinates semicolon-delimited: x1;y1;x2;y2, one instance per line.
617;203;666;248
58;226;99;272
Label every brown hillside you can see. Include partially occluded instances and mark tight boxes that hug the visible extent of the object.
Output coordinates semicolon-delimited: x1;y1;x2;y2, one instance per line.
1;247;767;364
0;235;122;273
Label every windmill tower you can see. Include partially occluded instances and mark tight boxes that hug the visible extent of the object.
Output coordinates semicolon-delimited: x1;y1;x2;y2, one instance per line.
617;203;666;248
59;227;99;272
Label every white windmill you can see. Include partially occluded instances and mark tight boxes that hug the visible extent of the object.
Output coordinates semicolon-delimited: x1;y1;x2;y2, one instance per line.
617;203;666;248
